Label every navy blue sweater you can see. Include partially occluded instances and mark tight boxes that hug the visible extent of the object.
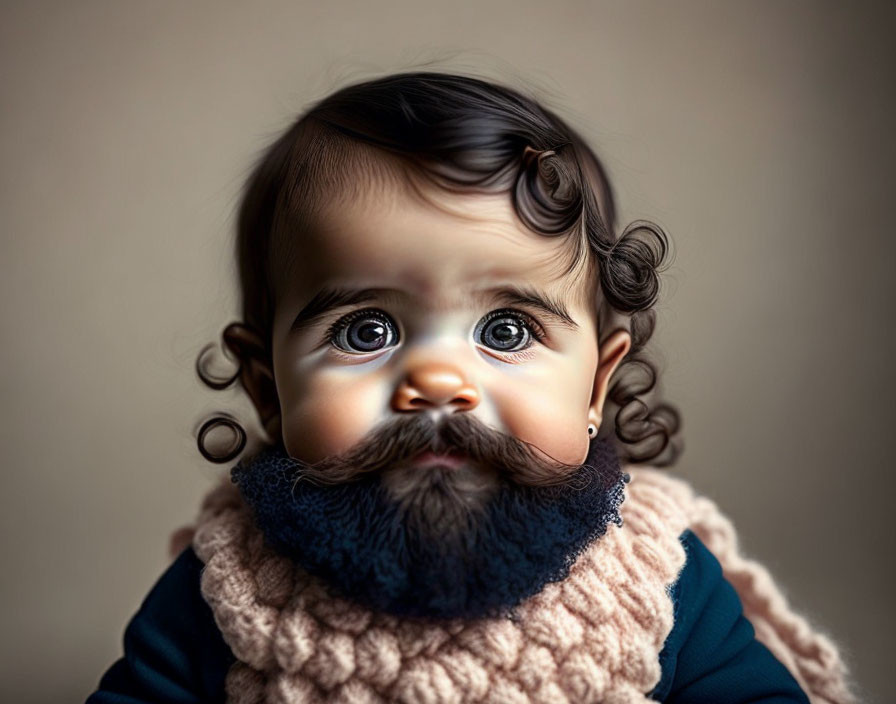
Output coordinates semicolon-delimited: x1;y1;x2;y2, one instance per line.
86;530;809;703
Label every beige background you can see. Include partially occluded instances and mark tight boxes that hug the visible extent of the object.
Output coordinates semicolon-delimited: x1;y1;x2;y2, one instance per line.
1;1;893;701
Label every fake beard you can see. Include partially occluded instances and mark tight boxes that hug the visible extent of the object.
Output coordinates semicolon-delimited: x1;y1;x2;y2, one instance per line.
231;425;627;622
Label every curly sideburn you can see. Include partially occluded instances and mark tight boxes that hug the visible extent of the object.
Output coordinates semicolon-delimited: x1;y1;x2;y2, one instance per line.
195;71;682;467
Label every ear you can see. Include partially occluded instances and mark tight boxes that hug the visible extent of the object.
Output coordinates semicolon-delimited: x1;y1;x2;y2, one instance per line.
222;322;282;441
588;329;632;430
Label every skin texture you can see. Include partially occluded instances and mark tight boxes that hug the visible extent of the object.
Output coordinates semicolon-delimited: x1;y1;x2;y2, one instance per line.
230;174;631;489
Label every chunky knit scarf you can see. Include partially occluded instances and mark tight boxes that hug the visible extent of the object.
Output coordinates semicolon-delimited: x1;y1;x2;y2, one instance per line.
185;467;855;703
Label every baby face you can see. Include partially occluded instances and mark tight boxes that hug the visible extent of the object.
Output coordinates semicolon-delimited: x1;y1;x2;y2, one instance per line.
269;177;629;476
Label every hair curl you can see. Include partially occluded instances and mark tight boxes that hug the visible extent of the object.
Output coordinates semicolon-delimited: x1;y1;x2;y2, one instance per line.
196;71;682;467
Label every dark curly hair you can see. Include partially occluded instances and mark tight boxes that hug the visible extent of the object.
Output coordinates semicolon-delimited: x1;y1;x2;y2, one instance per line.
195;71;682;467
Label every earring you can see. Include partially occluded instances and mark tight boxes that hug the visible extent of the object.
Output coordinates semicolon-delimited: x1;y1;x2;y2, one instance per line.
587;422;597;438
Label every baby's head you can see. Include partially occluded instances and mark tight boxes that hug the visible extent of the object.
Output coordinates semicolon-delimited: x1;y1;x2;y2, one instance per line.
200;72;677;471
196;72;680;619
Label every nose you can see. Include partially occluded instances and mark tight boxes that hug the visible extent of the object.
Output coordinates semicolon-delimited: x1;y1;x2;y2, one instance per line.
391;361;480;412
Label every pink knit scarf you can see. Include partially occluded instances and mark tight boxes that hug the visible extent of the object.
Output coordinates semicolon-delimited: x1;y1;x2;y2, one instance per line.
184;467;855;703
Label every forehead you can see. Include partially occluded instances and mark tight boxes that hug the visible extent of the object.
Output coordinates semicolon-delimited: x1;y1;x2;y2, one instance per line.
278;178;591;308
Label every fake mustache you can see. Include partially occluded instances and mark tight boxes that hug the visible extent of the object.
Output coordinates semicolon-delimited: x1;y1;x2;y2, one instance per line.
293;411;611;490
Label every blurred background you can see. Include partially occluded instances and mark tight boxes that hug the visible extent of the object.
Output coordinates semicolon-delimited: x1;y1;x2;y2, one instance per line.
2;1;893;701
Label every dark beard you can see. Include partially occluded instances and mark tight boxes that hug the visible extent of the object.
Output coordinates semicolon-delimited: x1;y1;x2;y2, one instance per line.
231;413;628;622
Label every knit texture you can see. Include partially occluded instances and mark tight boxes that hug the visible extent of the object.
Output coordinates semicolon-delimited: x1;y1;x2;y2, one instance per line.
186;468;855;703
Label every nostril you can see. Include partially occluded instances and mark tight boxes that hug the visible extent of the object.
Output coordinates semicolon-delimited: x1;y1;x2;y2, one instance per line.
451;387;479;408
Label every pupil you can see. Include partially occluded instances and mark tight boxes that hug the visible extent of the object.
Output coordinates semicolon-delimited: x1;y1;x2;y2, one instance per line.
485;318;525;350
359;323;383;342
494;323;516;341
351;320;386;350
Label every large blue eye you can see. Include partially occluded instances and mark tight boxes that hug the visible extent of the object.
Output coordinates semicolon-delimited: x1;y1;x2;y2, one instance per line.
476;311;533;352
329;309;399;353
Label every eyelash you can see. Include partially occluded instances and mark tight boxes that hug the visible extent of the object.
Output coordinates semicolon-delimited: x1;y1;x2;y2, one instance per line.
322;307;548;357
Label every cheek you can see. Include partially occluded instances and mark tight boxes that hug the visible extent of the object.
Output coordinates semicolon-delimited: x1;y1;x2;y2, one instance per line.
275;365;389;464
503;396;591;466
490;356;596;466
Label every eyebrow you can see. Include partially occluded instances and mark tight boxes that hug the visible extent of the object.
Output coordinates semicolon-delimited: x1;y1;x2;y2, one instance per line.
482;285;579;330
289;284;579;333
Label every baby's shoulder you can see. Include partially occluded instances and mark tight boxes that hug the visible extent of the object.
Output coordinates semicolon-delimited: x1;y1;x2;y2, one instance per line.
652;528;810;702
85;548;234;703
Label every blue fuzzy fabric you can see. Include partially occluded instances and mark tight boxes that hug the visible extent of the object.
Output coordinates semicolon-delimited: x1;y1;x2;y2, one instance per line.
231;437;627;622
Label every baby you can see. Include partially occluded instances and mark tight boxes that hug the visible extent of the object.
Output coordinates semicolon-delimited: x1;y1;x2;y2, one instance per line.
87;72;855;703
